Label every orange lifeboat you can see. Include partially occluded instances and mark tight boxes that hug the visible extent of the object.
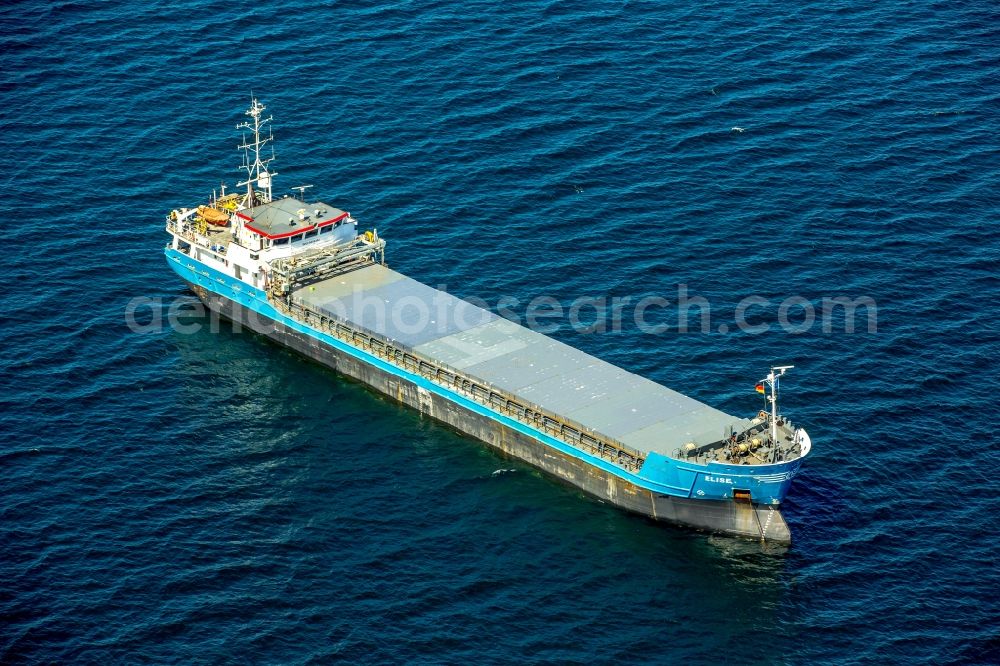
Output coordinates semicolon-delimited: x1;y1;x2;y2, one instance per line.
197;205;230;226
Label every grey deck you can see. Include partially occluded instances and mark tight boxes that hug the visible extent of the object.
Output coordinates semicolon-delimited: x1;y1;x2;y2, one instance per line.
294;264;748;455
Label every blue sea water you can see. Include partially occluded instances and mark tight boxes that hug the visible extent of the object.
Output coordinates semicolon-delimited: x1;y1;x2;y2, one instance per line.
3;0;999;663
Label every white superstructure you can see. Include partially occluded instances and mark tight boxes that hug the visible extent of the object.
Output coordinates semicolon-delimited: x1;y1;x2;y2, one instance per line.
165;98;383;294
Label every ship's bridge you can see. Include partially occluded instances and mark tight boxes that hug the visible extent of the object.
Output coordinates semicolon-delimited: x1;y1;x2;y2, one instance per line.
236;197;351;250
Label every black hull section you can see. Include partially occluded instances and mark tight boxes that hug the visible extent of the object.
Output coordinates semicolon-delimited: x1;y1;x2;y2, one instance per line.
188;284;792;543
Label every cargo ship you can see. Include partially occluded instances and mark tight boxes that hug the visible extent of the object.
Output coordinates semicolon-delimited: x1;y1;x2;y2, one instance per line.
164;100;811;543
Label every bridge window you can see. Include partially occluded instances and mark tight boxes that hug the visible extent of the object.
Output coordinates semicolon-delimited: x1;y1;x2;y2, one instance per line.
273;238;289;246
320;226;333;234
304;229;318;239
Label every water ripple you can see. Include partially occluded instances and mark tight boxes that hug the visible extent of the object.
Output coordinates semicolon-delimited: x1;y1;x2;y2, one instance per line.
2;0;999;662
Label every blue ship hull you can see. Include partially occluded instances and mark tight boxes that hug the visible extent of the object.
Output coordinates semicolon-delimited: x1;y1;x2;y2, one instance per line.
167;248;804;542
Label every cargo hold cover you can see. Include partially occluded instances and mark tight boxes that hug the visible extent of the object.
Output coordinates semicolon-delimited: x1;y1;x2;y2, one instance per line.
294;264;748;455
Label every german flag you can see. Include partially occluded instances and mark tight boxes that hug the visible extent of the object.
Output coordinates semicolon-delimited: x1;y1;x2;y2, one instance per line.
755;383;765;394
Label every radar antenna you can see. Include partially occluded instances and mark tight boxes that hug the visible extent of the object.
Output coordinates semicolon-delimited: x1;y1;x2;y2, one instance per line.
236;98;278;207
291;184;314;200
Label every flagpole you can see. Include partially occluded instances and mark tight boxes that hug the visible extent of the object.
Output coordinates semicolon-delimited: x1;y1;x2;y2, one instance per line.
770;369;778;449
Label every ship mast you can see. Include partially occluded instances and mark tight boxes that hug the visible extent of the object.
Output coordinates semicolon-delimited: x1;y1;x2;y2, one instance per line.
236;98;277;208
763;365;794;452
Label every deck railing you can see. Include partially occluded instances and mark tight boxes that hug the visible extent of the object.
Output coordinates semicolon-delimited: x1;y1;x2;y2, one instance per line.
270;289;647;473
